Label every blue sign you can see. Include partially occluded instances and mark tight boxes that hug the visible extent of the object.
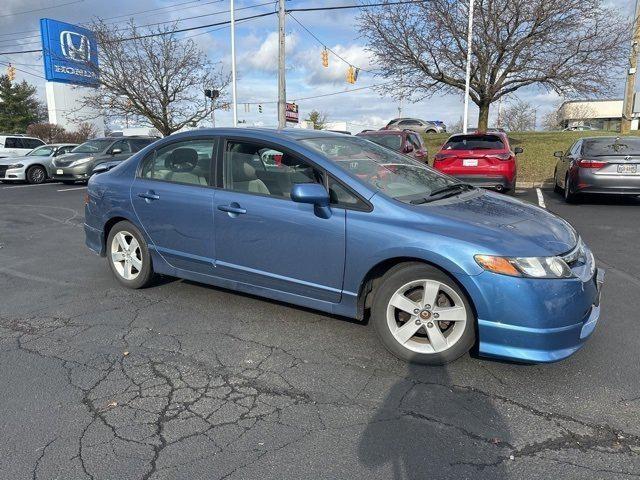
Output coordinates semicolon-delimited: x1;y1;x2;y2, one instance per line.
40;18;99;86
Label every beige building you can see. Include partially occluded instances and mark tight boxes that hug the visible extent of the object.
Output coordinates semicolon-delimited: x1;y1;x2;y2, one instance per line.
558;99;639;131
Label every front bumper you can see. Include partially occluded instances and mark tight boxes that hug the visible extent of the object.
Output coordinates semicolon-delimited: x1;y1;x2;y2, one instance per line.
462;268;605;363
0;167;26;181
51;164;92;181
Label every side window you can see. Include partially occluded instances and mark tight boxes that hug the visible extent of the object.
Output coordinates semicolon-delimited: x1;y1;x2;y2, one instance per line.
328;176;369;210
408;134;421;149
111;140;132;154
5;137;22;148
140;138;215;186
569;141;582;157
398;120;412;126
223;141;322;199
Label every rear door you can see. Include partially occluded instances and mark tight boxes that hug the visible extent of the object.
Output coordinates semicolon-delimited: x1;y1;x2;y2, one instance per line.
212;137;346;303
131;137;217;274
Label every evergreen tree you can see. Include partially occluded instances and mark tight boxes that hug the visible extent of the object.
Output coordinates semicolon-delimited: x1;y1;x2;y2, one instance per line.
0;75;44;133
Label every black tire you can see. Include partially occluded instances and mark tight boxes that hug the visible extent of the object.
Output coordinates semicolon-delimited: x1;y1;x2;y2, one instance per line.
61;180;76;185
371;262;476;365
26;165;47;184
553;169;562;194
564;174;578;203
106;220;155;289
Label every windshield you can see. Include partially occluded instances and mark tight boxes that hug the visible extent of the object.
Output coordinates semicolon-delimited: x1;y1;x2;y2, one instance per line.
72;139;113;154
362;134;402;151
443;134;504;150
582;137;640;156
301;136;462;202
27;145;55;156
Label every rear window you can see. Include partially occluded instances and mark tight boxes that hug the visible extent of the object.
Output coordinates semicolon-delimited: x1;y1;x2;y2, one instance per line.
443;134;504;150
363;134;402;151
582;137;640;156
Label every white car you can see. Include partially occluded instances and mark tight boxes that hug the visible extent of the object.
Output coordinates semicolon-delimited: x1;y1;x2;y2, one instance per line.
0;143;77;184
0;135;45;158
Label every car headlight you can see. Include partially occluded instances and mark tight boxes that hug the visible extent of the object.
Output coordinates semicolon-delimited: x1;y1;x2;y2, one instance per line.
7;163;24;169
475;254;573;279
69;157;93;167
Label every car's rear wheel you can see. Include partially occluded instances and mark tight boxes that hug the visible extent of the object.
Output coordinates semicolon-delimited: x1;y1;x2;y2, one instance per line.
371;263;476;365
26;165;47;184
564;174;578;203
107;220;155;289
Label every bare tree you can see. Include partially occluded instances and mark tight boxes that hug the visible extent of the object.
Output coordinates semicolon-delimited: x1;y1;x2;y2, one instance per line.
78;21;230;136
359;0;628;131
26;122;97;143
501;100;536;131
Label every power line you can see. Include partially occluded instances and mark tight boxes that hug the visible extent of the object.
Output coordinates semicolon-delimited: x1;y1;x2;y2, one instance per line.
286;0;428;13
242;82;392;104
287;12;373;73
0;0;85;19
0;60;46;79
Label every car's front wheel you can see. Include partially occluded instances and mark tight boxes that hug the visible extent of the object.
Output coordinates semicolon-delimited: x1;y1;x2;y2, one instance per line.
106;220;155;289
26;165;47;184
371;263;475;365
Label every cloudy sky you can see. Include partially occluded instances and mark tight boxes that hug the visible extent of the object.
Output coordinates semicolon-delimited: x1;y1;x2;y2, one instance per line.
0;0;635;131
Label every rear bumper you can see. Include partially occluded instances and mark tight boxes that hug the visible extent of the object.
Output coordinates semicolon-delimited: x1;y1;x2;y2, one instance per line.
575;169;640;195
84;223;105;256
450;175;515;191
461;268;605;363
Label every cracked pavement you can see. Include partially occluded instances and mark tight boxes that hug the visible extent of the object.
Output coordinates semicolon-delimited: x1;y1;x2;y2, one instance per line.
1;182;639;479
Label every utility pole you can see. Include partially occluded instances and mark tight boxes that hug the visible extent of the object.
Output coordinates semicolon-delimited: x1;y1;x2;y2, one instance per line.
230;0;238;127
622;0;640;134
462;0;475;134
277;0;286;129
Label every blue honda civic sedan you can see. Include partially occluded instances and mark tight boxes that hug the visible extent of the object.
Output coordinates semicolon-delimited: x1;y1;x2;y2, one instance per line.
84;128;604;364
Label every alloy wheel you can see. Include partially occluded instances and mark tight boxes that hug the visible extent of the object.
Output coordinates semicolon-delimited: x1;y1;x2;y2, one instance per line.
386;279;467;354
110;231;142;280
28;166;46;184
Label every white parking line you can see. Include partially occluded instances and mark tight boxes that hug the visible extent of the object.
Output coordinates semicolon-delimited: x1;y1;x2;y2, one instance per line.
57;186;87;192
536;188;546;209
1;182;62;189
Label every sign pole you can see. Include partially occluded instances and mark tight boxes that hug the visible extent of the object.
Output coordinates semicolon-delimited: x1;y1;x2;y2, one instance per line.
277;0;286;129
230;0;238;127
462;0;475;134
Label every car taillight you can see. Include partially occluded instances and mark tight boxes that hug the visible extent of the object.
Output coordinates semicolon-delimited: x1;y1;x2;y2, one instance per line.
577;159;606;169
493;153;512;161
433;154;447;162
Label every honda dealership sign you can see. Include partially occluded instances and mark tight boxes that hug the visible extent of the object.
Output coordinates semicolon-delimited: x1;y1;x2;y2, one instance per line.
40;18;99;86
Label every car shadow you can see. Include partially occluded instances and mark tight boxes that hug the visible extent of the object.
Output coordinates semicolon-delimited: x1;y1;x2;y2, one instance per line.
357;361;510;479
548;189;640;206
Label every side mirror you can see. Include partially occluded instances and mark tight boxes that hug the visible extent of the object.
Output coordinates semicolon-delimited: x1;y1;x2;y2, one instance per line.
403;144;414;153
111;148;122;155
290;183;331;218
92;163;115;175
553;151;564;158
513;146;524;154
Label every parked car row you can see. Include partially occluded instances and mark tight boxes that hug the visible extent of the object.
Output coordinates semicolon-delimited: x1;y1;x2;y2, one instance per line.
0;135;157;184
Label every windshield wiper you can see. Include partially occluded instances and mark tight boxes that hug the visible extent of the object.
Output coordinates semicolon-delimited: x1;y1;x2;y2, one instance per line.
429;183;473;197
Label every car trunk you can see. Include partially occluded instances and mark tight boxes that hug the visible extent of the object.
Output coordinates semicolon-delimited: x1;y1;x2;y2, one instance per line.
582;155;640;175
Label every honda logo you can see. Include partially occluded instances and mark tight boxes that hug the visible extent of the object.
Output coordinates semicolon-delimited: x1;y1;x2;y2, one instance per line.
60;31;91;62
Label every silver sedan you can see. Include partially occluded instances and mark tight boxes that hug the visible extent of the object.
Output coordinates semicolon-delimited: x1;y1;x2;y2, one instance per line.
0;143;78;184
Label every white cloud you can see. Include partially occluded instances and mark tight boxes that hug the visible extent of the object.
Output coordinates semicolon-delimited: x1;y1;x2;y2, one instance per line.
242;31;298;73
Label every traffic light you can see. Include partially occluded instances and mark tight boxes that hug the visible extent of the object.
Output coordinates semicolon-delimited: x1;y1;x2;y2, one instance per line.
321;48;329;68
7;64;16;82
346;66;360;84
258;104;263;114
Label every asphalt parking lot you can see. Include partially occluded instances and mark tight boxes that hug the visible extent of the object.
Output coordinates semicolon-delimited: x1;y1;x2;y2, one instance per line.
1;181;639;480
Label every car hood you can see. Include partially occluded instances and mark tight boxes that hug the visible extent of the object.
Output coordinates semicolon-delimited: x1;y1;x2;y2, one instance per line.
53;153;95;166
411;190;578;257
0;155;33;165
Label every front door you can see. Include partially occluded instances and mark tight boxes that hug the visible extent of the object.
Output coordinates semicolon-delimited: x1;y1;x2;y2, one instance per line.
213;138;346;303
131;137;217;274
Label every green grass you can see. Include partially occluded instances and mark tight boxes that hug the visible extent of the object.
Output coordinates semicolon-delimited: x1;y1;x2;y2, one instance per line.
421;131;640;183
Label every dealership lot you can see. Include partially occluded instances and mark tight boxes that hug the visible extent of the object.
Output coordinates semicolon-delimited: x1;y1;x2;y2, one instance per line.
1;182;639;479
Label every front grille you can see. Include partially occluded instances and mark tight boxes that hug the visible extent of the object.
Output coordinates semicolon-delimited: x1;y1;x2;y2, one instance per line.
0;165;7;178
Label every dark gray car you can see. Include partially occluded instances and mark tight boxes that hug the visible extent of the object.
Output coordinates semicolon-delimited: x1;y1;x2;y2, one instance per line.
51;136;157;184
553;136;640;202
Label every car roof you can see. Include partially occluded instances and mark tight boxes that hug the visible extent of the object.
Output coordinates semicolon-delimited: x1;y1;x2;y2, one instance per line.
44;143;78;147
0;135;42;139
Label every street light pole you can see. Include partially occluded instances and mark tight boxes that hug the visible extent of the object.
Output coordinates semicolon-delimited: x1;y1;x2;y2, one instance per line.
462;0;475;134
230;0;238;127
277;0;286;129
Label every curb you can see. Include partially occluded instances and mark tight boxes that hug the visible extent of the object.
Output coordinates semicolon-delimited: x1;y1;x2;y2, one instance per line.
516;181;554;188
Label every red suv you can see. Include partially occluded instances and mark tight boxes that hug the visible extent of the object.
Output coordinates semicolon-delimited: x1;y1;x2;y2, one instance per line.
433;132;522;193
356;129;428;163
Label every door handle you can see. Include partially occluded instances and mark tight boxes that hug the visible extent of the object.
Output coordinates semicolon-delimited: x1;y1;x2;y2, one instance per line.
137;192;160;201
218;204;246;215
